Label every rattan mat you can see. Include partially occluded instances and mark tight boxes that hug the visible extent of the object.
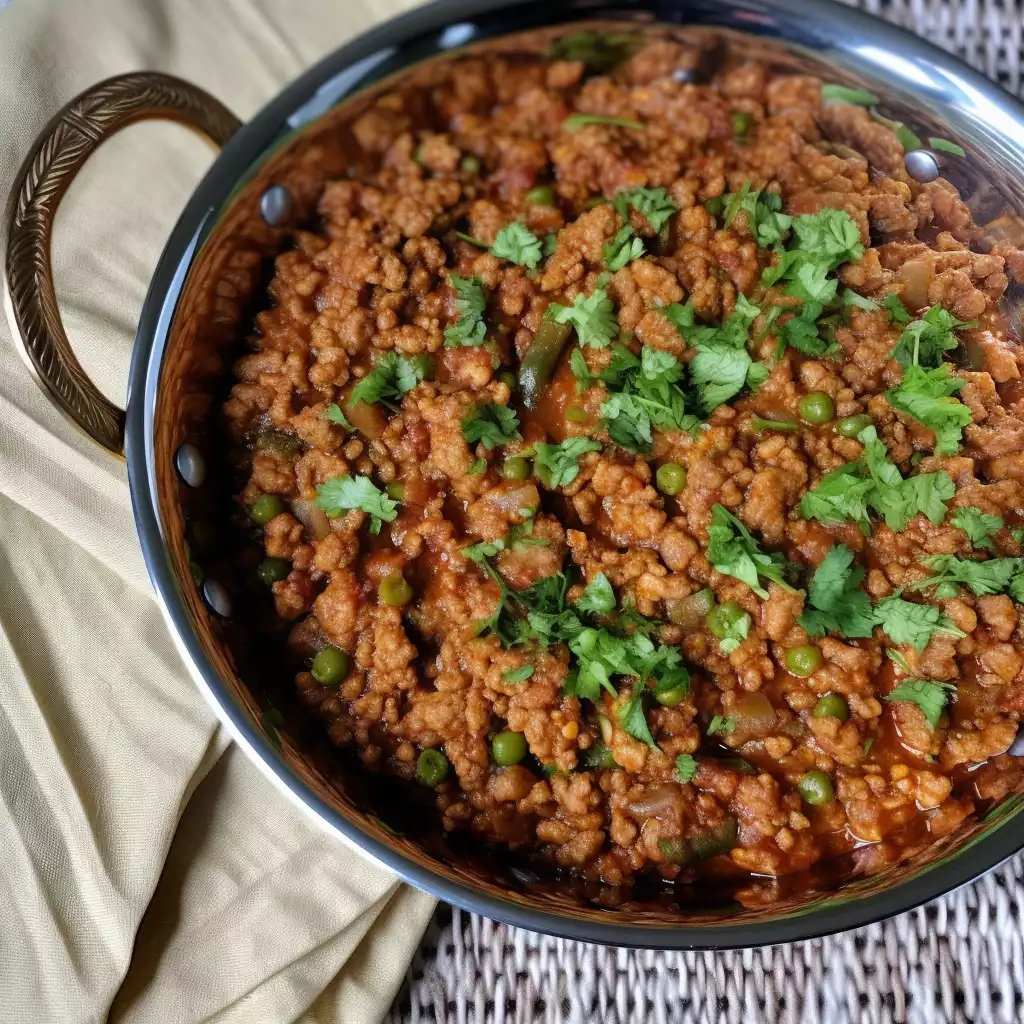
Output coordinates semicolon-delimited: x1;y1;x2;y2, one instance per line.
384;2;1024;1021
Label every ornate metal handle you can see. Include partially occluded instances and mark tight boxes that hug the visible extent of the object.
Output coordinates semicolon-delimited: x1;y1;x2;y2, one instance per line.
3;72;242;455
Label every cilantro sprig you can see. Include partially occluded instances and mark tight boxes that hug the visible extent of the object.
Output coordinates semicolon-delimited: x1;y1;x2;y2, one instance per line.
707;504;794;599
798;544;877;639
886;362;972;455
491;222;543;269
351;352;430;408
547;287;619;349
533;437;602;489
889;305;975;368
951;507;1004;551
910;554;1024;599
612;186;678;231
800;426;954;533
444;274;488;348
315;474;398;534
884;652;955;730
461;402;521;450
603;225;645;271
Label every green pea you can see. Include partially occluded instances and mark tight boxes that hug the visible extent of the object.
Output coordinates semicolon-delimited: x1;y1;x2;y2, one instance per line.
251;494;286;525
785;644;823;677
258;557;290;585
813;693;850;721
655;685;688;708
408;353;435;381
565;405;589;423
797;769;835;806
460;154;481;174
706;600;746;639
656;462;686;496
498;370;517;390
412;143;426;165
386;482;406;501
502;457;531;481
730;111;753;137
312;645;350;685
798;391;836;425
836;414;872;438
417;748;450;786
492;730;528;766
379;573;413;607
526;184;556;206
581;740;617;770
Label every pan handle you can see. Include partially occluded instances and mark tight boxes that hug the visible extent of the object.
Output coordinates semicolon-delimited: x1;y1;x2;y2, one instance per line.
3;72;241;456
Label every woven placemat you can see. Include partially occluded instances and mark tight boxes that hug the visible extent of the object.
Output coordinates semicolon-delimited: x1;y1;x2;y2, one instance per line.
384;2;1024;1022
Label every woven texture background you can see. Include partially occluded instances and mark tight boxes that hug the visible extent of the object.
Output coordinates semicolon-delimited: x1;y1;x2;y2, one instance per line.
384;2;1024;1022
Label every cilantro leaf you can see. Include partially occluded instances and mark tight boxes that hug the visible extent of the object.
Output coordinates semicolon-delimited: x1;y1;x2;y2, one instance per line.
911;554;1022;598
502;664;536;683
717;608;751;654
444;274;488;347
883;293;912;324
822;83;879;106
603;225;645;271
547;288;618;348
490;222;543;269
461;402;521;450
776;304;829;357
800;426;955;533
463;538;506;562
680;295;765;413
675;753;698;782
533;437;602;488
315;474;398;534
323;403;354;430
707;715;736;736
884;678;956;730
619;680;658;748
874;594;965;652
612;186;678;231
885;363;972;455
350;352;429;408
601;392;654;453
951;507;1004;551
575;572;616;614
468;457;487;474
707;504;794;599
889;304;974;368
717;184;792;248
562;113;646;132
797;544;877;639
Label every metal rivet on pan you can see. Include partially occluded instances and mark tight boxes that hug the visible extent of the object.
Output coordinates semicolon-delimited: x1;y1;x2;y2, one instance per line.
260;184;294;227
202;579;232;618
175;443;206;487
904;149;940;183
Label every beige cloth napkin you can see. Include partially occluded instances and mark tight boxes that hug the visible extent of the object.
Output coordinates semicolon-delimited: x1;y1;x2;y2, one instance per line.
0;1;440;1021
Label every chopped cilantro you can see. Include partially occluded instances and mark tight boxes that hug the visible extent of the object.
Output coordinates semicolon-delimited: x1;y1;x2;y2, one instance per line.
707;715;736;736
707;504;794;599
798;544;877;639
717;608;751;654
350;352;429;408
444;274;488;347
502;665;536;683
951;507;1004;551
547;287;618;349
885;363;972;455
461;402;521;450
468;457;487;474
874;593;965;652
323;403;354;430
542;233;558;257
315;474;398;534
716;184;792;248
491;222;543;269
619;680;658;747
749;415;799;432
603;225;645;271
889;305;974;368
601;392;653;452
883;293;912;324
546;30;642;73
533;437;602;488
845;290;879;311
562;113;646;132
800;426;954;533
821;83;879;106
669;294;767;414
675;753;699;783
612;186;678;231
575;572;616;615
910;554;1022;598
884;676;956;730
454;230;486;247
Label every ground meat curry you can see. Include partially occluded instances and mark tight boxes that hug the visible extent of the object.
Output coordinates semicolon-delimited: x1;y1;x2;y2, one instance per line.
223;31;1024;887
